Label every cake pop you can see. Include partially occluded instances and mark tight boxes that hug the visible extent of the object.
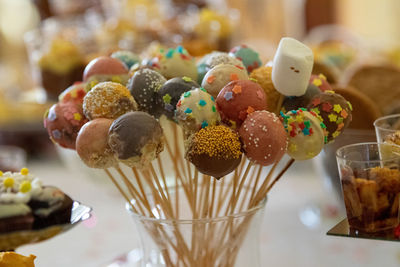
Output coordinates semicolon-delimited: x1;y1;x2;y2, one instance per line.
58;82;87;105
229;45;262;73
111;50;141;69
197;51;220;84
239;111;287;166
205;52;245;71
281;83;321;113
158;77;199;120
76;119;117;169
108;111;164;168
309;74;332;92
83;82;137;120
149;46;198;81
280;109;325;160
175;88;220;135
249;66;282;113
216;80;267;128
272;37;314;96
127;68;166;116
186;125;242;178
44;102;88;149
83;56;129;89
201;64;248;98
307;91;352;142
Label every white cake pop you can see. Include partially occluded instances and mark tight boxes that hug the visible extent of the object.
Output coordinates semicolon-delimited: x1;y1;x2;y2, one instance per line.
271;37;314;96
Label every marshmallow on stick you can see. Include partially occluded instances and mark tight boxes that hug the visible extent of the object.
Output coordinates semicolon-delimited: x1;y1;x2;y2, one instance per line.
272;37;314;96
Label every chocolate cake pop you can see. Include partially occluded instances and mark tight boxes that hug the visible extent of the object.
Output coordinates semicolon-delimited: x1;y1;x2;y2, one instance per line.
127;68;166;116
229;45;262;73
216;80;267;128
83;82;137;120
201;64;248;98
58;82;87;105
83;56;129;89
44;102;88;149
158;77;199;120
307;91;352;142
76;119;117;169
149;46;198;81
249;66;282;113
175;88;220;135
186;125;242;178
281;83;321;113
272;37;314;96
309;74;332;92
239;111;287;166
111;50;141;69
280;109;325;160
108;111;164;168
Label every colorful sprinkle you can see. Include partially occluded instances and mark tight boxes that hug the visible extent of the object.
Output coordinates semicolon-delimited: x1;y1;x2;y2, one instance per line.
19;181;31;193
232;85;242;94
224;92;233;101
185;108;192;114
182;76;192;82
328;114;338;122
341;109;348;119
3;177;14;188
230;73;239;81
73;113;82;121
312;79;322;87
163;94;172;104
212;106;216;112
20;168;29;176
52;129;61;139
198;100;207;107
184;91;191;98
201;121;209;128
333;104;342;113
207;75;216;84
247;106;255;114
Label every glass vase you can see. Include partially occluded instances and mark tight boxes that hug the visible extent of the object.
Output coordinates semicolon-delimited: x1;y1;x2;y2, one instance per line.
127;183;267;267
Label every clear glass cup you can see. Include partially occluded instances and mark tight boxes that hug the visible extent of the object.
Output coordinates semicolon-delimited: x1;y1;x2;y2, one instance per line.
127;184;266;267
374;114;400;143
336;142;400;233
0;145;27;172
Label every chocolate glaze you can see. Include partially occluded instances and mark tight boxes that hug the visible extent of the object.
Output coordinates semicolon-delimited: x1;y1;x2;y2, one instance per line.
108;111;163;160
157;77;199;119
0;213;34;233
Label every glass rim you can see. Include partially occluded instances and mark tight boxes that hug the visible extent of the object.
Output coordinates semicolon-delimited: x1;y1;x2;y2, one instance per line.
126;190;267;224
336;142;400;163
373;114;400;131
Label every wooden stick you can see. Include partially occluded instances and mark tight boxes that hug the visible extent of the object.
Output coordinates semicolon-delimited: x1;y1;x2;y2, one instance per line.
104;169;136;212
231;161;253;212
275;94;285;115
156;156;171;203
239;164;262;212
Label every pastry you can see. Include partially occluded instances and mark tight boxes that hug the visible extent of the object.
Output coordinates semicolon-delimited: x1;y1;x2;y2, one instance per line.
83;82;137;120
0;252;36;267
229;45;262;74
127;68;166;117
201;64;248;98
280;109;325;160
108;111;164;168
204;52;245;71
58;82;87;105
43;102;88;149
239;111;287;166
216;80;267;128
157;77;199;120
281;82;321;113
186;125;242;178
175;88;220;135
76;119;117;169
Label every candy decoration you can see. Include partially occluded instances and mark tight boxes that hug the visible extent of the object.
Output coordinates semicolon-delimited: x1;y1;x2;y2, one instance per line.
272;37;314;96
309;74;332;92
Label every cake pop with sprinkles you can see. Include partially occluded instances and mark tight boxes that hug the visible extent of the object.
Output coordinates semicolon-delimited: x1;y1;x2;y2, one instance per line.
216;80;267;128
309;74;332;92
127;68;166;117
196;51;221;84
44;101;88;149
83;82;137;120
307;90;352;142
186;125;242;178
229;45;262;74
175;87;221;135
83;56;129;89
201;64;248;98
76;118;117;169
280;109;325;160
249;66;282;113
149;46;198;81
239;110;287;166
58;82;87;105
205;52;245;71
158;76;199;120
108;111;164;168
111;50;141;69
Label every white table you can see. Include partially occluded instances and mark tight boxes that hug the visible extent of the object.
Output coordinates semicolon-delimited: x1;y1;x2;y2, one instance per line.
18;157;400;267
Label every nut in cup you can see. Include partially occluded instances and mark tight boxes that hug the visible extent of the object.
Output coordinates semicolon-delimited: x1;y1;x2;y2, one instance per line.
374;114;400;143
336;142;400;233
